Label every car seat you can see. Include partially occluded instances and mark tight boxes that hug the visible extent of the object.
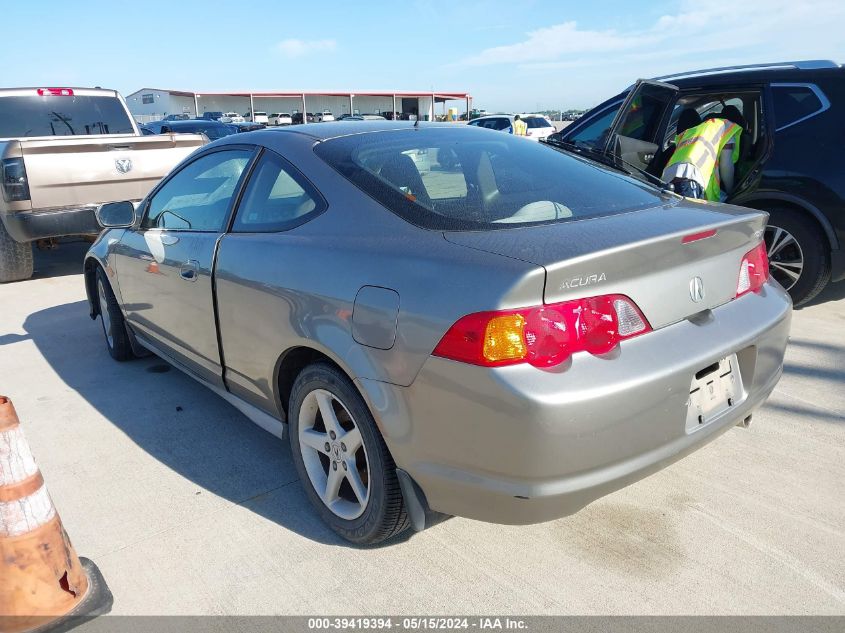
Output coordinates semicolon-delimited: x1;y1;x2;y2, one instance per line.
379;155;432;206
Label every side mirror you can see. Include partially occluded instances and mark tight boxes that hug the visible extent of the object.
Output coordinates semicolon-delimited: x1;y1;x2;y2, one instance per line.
96;201;136;228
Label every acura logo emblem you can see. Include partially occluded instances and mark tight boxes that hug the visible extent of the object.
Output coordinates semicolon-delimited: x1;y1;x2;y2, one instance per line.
690;276;705;303
115;158;132;174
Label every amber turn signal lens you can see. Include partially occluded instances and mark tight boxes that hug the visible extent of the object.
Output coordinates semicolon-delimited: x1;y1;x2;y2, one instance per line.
483;314;526;362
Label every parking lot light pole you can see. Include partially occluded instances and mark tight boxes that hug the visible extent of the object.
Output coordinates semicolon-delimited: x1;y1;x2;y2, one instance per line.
393;94;396;120
302;93;307;124
249;94;255;121
194;93;199;117
350;94;354;116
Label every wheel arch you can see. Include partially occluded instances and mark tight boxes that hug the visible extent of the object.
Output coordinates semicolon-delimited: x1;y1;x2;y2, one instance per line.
273;345;362;420
736;194;838;251
83;256;103;319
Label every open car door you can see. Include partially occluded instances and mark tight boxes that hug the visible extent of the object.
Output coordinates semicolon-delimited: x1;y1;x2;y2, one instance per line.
603;79;679;176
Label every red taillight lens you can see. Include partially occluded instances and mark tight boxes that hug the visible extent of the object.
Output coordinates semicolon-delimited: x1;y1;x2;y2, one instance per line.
433;294;651;368
37;88;74;96
736;242;769;297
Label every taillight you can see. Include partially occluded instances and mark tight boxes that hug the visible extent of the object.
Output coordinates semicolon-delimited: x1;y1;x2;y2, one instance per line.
736;242;769;297
37;88;74;96
1;158;30;202
433;294;651;368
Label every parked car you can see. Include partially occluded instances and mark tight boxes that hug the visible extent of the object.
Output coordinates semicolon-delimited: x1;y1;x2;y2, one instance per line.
145;119;239;140
468;114;556;140
315;111;335;122
85;122;790;544
0;87;205;282
221;112;245;123
231;122;266;133
243;111;269;124
544;60;845;305
269;113;292;126
345;114;388;121
162;113;190;121
200;111;224;121
291;112;316;124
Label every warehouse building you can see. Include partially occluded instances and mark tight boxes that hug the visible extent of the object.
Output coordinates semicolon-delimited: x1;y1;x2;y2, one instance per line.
126;88;472;122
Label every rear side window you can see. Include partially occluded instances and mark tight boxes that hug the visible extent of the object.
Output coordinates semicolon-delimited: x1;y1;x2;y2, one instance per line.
232;149;325;232
0;95;135;138
143;149;252;231
566;103;620;149
314;127;667;231
771;85;827;131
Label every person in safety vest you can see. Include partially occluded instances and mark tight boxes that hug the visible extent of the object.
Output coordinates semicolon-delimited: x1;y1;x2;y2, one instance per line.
512;114;528;136
661;108;742;201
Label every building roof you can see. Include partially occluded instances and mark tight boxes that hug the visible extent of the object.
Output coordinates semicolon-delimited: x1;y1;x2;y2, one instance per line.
126;88;471;100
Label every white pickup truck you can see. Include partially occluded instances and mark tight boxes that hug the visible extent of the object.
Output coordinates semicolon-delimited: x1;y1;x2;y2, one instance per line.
0;87;206;282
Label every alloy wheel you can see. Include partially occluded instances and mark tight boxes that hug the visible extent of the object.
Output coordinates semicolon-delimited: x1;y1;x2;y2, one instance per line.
765;224;804;291
298;389;370;520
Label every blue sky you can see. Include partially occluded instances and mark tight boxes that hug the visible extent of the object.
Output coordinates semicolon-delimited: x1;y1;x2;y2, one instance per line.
4;0;845;111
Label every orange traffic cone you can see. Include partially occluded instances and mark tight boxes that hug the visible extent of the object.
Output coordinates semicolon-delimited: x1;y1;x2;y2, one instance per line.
0;395;112;633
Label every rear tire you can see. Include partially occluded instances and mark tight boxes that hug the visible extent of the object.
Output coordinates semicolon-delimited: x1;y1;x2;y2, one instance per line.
95;267;135;361
764;208;830;306
288;363;409;544
0;220;34;283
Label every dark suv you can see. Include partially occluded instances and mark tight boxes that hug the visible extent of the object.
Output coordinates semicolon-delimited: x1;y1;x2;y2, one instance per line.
545;60;844;305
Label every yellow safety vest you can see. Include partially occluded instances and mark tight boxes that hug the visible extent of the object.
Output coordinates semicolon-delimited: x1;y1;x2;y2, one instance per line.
665;118;741;201
513;119;527;136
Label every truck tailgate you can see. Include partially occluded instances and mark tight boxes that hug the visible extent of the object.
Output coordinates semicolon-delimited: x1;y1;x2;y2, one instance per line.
16;134;205;209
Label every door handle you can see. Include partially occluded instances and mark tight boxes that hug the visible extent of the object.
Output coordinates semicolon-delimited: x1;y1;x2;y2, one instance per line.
180;260;199;282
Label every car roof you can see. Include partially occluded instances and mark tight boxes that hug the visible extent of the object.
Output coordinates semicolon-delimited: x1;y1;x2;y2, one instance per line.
654;59;841;83
259;120;459;141
166;119;230;127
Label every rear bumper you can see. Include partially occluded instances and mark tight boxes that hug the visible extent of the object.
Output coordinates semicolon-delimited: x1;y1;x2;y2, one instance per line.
1;206;101;242
358;281;792;525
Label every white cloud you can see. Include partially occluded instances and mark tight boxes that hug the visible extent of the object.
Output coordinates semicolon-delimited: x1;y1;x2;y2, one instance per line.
274;38;337;58
460;0;845;70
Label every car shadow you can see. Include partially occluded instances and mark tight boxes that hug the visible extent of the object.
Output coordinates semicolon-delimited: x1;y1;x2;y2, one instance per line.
32;239;91;279
11;299;414;549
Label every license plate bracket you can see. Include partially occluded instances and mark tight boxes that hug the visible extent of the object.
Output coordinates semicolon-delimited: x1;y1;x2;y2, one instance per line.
686;354;743;432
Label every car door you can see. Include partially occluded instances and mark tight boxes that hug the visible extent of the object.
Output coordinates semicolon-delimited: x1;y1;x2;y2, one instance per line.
603;80;679;174
115;146;256;387
214;148;327;412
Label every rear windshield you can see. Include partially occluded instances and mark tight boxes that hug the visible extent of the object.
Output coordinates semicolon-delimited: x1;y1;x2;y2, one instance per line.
525;117;552;128
314;127;667;230
0;94;135;138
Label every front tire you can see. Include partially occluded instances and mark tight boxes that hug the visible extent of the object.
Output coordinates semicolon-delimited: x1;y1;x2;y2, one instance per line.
289;363;409;544
764;208;830;306
95;267;135;361
0;220;34;283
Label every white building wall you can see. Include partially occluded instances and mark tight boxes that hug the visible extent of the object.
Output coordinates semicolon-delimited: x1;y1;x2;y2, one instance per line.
126;89;173;120
196;96;253;116
351;96;394;115
170;95;196;116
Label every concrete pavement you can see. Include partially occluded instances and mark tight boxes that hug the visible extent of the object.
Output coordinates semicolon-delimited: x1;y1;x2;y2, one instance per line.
0;242;842;615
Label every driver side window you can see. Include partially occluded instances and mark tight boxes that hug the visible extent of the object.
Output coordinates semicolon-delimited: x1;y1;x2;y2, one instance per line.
142;149;253;231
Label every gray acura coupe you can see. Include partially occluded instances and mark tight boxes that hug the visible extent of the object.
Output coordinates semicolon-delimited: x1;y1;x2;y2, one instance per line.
85;122;791;544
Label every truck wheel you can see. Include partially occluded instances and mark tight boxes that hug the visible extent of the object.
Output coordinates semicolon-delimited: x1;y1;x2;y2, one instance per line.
764;208;830;306
289;363;409;544
95;267;135;361
0;220;34;283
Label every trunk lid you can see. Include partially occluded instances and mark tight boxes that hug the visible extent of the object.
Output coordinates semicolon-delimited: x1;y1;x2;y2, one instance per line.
443;201;768;329
16;134;204;209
